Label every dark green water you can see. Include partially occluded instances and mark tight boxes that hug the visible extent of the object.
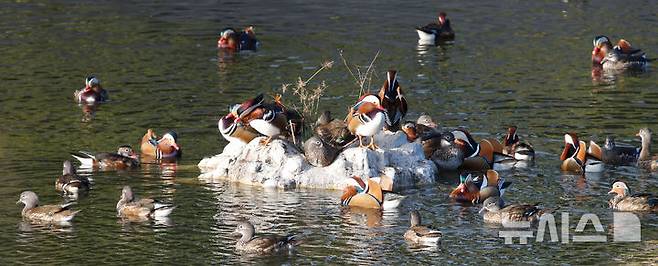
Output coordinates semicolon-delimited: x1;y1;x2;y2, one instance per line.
1;0;657;264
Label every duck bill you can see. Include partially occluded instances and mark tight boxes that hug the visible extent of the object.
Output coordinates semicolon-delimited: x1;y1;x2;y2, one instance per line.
172;143;180;151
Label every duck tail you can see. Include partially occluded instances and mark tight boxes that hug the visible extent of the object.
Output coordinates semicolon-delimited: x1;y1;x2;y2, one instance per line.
70;151;96;168
153;205;176;218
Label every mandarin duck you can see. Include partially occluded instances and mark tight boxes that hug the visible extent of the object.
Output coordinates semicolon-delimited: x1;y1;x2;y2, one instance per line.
340;176;385;209
636;128;658;171
140;129;181;159
608;181;657;212
55;160;91;195
116;186;175;220
233;220;299;254
17;191;80;224
592;35;647;71
218;26;259;51
347;95;386;150
430;131;465;170
560;133;603;173
416;12;455;43
71;145;140;170
449;170;510;205
479;197;549;224
501;126;535;161
588;136;639;166
219;106;260;145
378;70;408;131
402;123;441;158
451;128;500;171
235;95;303;145
314;111;355;148
73;75;108;104
303;136;341;167
404;210;442;245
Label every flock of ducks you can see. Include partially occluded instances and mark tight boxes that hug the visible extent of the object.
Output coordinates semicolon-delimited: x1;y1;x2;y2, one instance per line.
16;12;656;255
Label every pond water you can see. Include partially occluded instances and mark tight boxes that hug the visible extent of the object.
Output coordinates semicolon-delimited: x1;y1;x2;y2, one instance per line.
1;0;657;264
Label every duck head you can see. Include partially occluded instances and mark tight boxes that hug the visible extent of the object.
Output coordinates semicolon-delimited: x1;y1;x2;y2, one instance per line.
409;210;421;227
352;94;382;112
636;127;652;142
604;136;616;150
417;114;437;128
401;121;417;142
504;126;519;146
608;181;630;198
161;131;180;151
85;75;100;90
560;133;580;161
244;26;256;38
340;176;367;203
357;101;385;120
233;221;256;243
117;145;138;159
449;174;480;201
478;196;502;214
438;12;448;26
219;112;238;135
17;191;39;209
218;28;237;49
120;186;134;202
592;35;612;65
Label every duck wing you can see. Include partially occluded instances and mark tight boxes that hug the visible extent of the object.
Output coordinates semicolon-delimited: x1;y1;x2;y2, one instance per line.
411;225;442;237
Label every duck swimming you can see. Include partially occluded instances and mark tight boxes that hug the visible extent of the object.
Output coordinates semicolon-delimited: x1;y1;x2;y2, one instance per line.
416;12;455;43
431;131;465;170
233;220;299;254
404;210;442;245
479;196;548;224
116;186;175;220
71;145;140;170
140;129;181;159
55;160;91;195
17;191;80;224
560;132;603;173
218;26;259;51
591;35;647;71
636;128;658;171
608;181;657;212
74;75;108;104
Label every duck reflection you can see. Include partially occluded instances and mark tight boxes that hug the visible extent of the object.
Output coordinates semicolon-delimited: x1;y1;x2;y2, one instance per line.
339;206;383;228
79;103;99;122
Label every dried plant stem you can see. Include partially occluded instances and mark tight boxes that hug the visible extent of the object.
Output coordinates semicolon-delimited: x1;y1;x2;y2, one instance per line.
338;49;381;97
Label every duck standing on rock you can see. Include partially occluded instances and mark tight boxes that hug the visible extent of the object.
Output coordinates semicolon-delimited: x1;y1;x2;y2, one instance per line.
347;95;386;150
71;145;140;170
55;160;91;195
219;106;260;145
17;191;80;224
378;70;408;131
304;111;355;167
233;220;299;254
74;75;108;104
218;26;260;51
608;181;657;212
416;12;455;43
591;35;647;71
233;94;303;145
140;129;182;159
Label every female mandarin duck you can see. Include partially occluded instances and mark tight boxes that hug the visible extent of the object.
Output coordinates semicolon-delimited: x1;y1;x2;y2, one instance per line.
347;95;386;150
501;126;535;161
636;128;658;171
608;181;657;212
70;145;140;170
340;176;384;209
219;106;260;145
560;132;603;173
479;197;548;224
233;220;299;254
591;35;647;71
217;26;259;51
378;70;408;131
404;210;442;245
55;160;91;195
116;186;175;220
314;110;355;148
74;75;109;104
430;131;465;170
416;12;455;43
17;191;80;224
140;129;181;159
402;122;440;158
449;170;510;205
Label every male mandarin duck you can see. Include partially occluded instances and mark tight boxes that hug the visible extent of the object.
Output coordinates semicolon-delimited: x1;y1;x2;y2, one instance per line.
560;132;603;173
451;128;501;171
233;220;300;254
70;145;140;170
218;26;259;51
591;35;647;71
636;128;658;171
416;12;455;43
73;75;109;104
340;176;384;209
17;191;80;224
378;70;408;131
449;170;510;205
347;95;386;150
55;160;91;195
404;210;442;245
430;131;465;170
501;126;535;161
608;181;657;212
116;186;175;220
218;106;260;145
479;197;548;224
140;129;181;159
233;94;303;145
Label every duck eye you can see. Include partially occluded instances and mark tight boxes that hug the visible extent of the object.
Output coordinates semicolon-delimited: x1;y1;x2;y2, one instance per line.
315;140;321;145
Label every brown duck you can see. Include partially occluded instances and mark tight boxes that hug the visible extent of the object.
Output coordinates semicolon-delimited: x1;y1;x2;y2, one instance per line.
17;191;80;223
233;220;299;254
608;181;657;212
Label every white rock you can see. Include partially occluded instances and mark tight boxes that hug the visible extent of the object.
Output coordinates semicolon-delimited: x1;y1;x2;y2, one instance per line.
198;132;438;191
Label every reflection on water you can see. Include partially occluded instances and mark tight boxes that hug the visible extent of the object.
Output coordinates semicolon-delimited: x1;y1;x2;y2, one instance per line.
0;0;657;264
